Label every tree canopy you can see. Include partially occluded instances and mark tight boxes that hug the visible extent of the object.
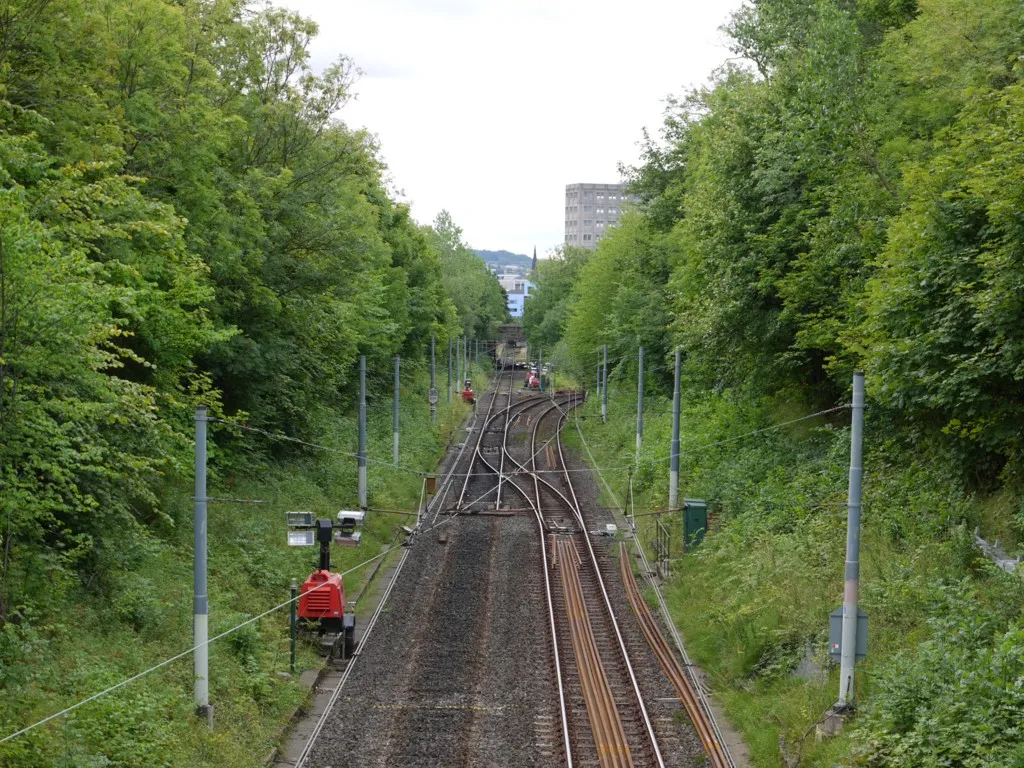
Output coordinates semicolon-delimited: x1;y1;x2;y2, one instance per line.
527;0;1024;474
0;0;504;616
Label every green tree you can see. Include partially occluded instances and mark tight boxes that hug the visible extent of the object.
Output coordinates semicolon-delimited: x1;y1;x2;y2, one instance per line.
428;210;508;341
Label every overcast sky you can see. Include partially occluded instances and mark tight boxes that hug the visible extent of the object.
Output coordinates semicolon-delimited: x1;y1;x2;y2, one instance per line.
274;0;744;257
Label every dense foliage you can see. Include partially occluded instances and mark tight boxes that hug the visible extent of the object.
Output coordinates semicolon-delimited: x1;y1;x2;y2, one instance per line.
0;1;504;761
0;0;506;612
530;0;1024;471
526;0;1024;764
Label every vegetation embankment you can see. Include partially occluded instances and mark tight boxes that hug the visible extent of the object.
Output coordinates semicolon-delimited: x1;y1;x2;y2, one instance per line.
0;366;481;767
527;0;1024;764
0;0;507;764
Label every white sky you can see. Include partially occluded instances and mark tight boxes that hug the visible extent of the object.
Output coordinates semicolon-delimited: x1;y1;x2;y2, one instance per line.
274;0;744;257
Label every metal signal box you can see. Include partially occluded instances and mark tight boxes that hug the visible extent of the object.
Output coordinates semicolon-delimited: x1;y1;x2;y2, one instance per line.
683;498;708;551
829;608;868;661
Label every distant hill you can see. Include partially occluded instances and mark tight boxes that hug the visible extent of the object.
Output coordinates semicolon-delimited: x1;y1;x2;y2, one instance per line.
474;249;534;270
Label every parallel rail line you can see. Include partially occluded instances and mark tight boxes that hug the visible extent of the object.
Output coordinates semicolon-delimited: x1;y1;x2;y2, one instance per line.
619;545;732;768
297;349;733;768
502;398;664;767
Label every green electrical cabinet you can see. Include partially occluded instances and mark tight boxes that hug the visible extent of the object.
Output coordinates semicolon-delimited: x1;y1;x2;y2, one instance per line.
682;498;707;551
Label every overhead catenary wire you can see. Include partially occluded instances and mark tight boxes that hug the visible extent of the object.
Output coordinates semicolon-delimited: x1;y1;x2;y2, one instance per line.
10;368;840;747
6;348;839;749
213;382;847;484
207;417;427;476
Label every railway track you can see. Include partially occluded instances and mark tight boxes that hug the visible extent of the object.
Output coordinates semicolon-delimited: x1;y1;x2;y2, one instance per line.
619;544;732;768
295;349;524;767
506;399;662;767
297;341;731;768
506;395;731;768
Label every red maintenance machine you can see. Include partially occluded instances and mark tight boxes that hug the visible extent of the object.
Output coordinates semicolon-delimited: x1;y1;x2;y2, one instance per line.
288;511;364;657
461;379;476;404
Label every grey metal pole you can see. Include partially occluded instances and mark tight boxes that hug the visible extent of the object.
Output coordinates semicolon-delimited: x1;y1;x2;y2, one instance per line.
601;344;608;423
669;348;681;511
636;346;644;459
430;336;437;424
358;355;367;509
539;347;544;392
393;355;400;464
193;406;211;725
457;336;462;392
289;578;297;674
447;338;453;404
838;370;865;708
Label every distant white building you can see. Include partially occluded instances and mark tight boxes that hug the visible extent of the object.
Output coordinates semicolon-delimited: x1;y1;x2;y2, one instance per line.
498;273;534;318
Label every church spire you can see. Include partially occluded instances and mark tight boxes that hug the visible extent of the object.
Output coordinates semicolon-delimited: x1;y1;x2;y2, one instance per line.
532;246;537;271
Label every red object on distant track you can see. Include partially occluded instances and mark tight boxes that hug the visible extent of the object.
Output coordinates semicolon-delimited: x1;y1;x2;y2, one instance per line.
298;569;346;631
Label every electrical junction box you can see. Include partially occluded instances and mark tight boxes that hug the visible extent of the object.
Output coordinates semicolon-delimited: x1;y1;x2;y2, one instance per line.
829;607;868;661
682;499;708;551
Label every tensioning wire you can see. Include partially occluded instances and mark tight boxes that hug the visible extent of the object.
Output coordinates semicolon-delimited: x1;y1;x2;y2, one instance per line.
207;417;426;476
0;513;457;748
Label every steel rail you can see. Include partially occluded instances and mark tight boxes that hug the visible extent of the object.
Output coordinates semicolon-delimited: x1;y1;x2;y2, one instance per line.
619;544;732;768
558;537;635;767
457;391;573;513
526;399;641;767
487;415;576;767
455;352;515;509
572;415;737;768
493;359;519;509
503;400;582;515
554;408;667;768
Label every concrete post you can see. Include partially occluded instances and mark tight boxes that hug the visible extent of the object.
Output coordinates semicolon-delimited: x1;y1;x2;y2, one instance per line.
193;406;211;725
393;355;400;463
838;371;865;708
456;336;462;395
358;355;367;509
447;337;453;404
669;348;681;511
539;347;544;392
430;336;437;424
636;346;644;459
601;344;608;423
